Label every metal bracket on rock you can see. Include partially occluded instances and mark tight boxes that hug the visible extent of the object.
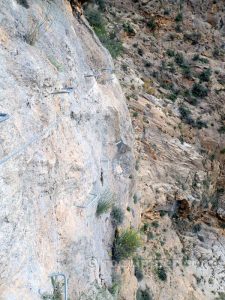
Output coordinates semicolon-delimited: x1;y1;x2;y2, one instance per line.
49;272;68;300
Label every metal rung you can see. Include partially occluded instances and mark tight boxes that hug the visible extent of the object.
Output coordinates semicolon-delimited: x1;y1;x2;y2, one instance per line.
0;113;9;123
50;87;75;95
76;193;98;209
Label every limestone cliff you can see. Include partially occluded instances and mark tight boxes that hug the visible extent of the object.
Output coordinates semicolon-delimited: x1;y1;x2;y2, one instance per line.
0;1;134;299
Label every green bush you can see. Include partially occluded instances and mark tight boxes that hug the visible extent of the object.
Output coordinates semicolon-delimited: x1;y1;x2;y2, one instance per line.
215;292;225;300
218;125;225;134
112;229;142;262
96;0;106;11
85;8;105;30
96;190;114;217
16;0;29;8
123;23;135;35
192;54;199;61
133;256;144;281
166;49;175;57
194;119;208;129
85;8;123;58
168;93;178;102
101;35;123;58
156;265;167;281
192;54;209;63
179;105;191;119
183;89;197;106
175;24;182;33
220;148;225;154
199;68;212;82
147;18;156;31
174;52;185;66
111;206;124;226
182;65;192;79
136;288;152;300
179;105;195;125
192;223;201;233
213;47;223;59
192;83;208;98
175;13;183;22
133;193;138;203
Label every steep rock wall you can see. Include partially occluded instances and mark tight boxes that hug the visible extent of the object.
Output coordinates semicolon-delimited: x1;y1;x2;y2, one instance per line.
0;1;134;299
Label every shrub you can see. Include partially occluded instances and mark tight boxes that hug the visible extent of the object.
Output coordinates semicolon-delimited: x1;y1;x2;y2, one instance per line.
24;14;49;46
175;13;183;22
192;223;201;233
85;8;123;58
199;57;209;64
182;65;192;79
147;18;156;31
112;229;142;262
213;47;221;59
168;93;177;102
123;23;135;35
133;257;144;281
183;89;197;105
151;221;159;228
182;254;190;266
194;119;208;129
16;0;29;8
175;52;185;66
85;8;105;30
108;272;121;296
24;23;42;45
111;207;124;226
96;0;106;11
179;105;195;125
141;223;149;233
191;83;208;98
192;54;199;61
166;49;175;57
199;68;212;82
220;148;225;154
156;264;167;281
96;190;114;217
136;288;152;300
101;36;123;58
179;105;191;119
175;24;182;33
215;292;225;300
192;54;209;63
218;125;225;134
133;194;138;203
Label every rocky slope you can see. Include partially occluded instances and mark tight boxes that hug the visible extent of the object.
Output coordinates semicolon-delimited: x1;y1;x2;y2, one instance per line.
0;1;134;299
83;0;225;299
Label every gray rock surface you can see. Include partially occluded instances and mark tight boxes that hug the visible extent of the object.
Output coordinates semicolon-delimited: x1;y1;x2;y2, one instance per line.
0;1;134;299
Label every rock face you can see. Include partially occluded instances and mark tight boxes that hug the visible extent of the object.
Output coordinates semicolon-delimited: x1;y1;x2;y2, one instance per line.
91;0;225;299
0;1;134;299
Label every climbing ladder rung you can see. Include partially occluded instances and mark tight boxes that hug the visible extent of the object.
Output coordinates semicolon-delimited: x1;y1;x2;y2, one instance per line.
0;113;9;123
